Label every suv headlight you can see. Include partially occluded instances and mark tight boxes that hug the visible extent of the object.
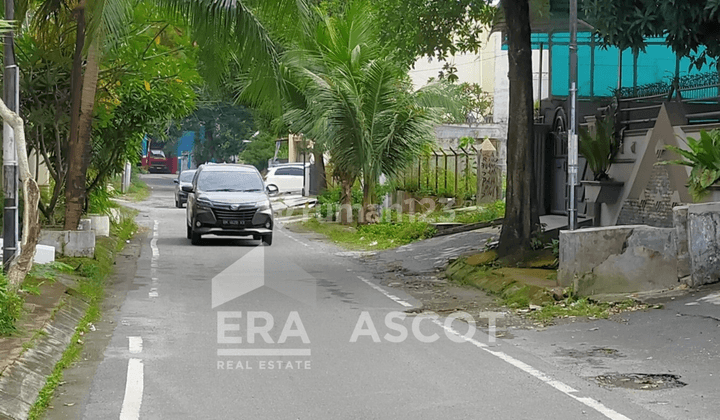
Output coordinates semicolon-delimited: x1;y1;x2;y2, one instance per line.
197;198;213;209
255;199;271;212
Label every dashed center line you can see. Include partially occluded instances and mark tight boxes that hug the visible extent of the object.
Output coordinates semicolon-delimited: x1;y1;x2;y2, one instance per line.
149;220;159;298
128;336;143;354
119;358;144;420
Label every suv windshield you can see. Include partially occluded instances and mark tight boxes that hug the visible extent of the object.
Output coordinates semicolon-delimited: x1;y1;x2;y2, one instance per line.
196;170;264;192
179;171;195;182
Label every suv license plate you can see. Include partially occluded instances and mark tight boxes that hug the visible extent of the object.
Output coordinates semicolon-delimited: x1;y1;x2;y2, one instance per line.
222;220;244;227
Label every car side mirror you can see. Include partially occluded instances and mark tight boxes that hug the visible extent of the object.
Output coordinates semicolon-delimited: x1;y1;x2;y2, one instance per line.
173;179;179;184
181;185;194;193
266;184;279;196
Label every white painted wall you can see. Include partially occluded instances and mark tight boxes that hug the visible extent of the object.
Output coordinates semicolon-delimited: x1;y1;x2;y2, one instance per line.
409;31;549;124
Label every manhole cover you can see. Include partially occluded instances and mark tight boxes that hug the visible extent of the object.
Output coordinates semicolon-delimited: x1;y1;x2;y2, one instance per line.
595;373;687;390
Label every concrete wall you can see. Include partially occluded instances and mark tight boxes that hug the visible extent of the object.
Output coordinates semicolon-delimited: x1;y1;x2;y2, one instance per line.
38;230;95;258
685;202;720;286
560;201;720;295
559;225;679;296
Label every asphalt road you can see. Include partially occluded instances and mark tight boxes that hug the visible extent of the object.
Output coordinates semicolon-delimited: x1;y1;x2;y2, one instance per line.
45;174;689;419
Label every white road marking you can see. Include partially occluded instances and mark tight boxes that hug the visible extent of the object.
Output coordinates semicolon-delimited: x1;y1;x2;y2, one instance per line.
150;220;159;258
436;320;632;420
699;292;720;305
149;221;159;298
366;280;633;420
278;228;309;247
119;358;144;420
357;276;413;307
128;337;143;354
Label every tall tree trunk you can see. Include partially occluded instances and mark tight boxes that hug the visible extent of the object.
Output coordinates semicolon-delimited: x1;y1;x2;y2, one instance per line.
338;171;354;225
497;0;539;257
64;3;88;230
0;99;41;288
361;176;378;224
312;150;326;193
78;39;100;203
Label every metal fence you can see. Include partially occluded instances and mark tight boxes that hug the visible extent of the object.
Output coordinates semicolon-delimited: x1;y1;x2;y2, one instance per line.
399;147;481;201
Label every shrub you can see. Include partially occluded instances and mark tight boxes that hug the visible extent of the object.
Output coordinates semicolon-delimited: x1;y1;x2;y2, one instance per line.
455;200;505;224
357;220;436;243
0;273;24;335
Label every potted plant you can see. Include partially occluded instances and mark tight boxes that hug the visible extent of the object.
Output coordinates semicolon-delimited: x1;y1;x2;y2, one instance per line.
579;116;624;204
657;129;720;202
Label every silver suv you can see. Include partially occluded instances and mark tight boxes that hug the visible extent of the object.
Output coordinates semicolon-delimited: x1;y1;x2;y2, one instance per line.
183;164;278;246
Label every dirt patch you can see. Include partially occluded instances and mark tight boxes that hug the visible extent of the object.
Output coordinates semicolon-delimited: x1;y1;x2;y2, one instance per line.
555;347;625;359
378;267;538;331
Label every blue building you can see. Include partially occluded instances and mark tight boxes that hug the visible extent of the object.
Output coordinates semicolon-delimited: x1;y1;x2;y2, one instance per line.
507;2;720;227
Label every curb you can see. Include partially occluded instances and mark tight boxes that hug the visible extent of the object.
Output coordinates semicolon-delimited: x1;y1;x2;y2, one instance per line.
0;295;89;420
431;219;503;237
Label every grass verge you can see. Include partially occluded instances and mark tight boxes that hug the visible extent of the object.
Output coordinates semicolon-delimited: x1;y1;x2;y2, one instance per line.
299;217;436;251
0;274;25;336
427;200;505;224
112;171;150;202
26;210;138;420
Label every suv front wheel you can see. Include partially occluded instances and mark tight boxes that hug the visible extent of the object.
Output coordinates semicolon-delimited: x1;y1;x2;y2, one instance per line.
262;234;273;246
189;221;202;245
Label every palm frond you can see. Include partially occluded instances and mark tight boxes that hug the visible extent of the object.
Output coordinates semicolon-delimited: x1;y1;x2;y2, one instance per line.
157;0;299;114
659;129;720;201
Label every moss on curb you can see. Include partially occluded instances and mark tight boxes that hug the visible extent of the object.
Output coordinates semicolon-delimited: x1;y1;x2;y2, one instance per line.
446;257;556;308
446;256;653;323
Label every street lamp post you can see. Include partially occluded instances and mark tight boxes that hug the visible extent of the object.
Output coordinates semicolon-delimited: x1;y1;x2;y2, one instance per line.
567;0;579;230
3;0;19;268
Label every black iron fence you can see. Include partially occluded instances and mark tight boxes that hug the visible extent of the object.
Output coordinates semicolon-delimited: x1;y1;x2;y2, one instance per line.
398;146;485;201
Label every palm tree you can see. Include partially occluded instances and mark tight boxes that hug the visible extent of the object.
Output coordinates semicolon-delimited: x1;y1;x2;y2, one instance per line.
19;0;133;229
21;0;296;229
280;2;458;223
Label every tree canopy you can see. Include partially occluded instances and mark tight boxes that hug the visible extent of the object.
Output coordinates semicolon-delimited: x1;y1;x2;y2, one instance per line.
583;0;720;69
374;0;497;67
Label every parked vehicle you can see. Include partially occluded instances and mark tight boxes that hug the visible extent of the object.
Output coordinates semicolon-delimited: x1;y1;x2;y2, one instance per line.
184;164;278;246
173;169;197;208
264;164;307;194
147;149;171;173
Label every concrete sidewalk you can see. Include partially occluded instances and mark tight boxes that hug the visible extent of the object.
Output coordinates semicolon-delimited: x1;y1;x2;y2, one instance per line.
367;214;581;276
271;193;317;212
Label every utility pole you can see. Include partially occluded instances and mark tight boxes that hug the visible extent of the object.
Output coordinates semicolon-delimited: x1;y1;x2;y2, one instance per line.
567;0;579;230
3;0;19;268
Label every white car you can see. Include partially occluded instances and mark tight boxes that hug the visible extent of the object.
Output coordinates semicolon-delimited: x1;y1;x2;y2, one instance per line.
264;165;306;194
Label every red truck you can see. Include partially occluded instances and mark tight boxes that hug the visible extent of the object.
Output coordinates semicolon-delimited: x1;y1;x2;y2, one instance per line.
141;150;177;173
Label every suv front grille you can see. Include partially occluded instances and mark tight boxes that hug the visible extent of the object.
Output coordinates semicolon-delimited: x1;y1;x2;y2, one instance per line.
212;207;257;223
